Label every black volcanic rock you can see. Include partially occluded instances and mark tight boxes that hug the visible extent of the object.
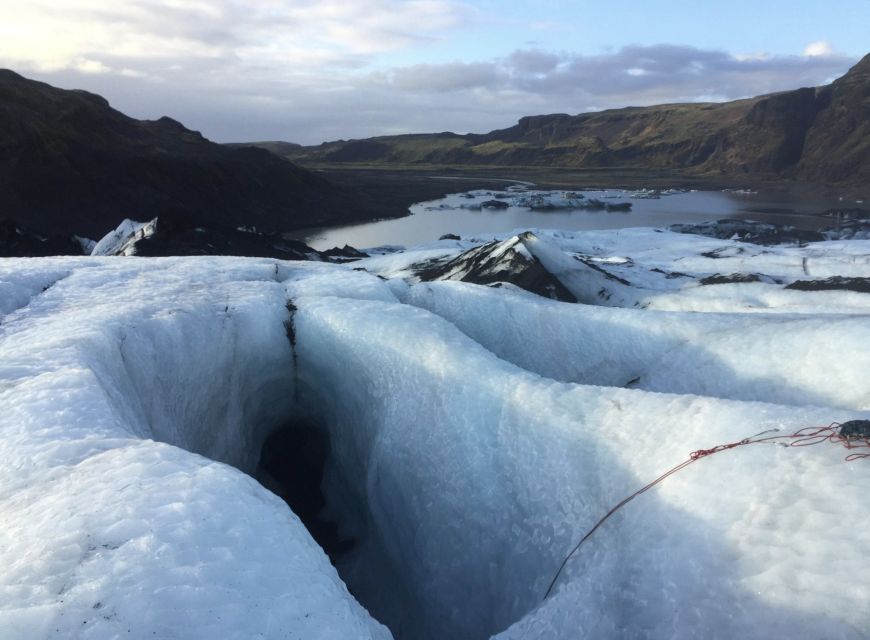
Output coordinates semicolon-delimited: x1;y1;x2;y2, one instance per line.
0;69;378;239
699;273;766;286
0;218;85;257
785;277;870;293
322;245;369;262
480;199;510;209
132;222;322;260
91;211;326;260
669;219;825;245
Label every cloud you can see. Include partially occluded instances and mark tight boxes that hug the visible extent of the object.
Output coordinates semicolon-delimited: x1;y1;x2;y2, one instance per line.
804;41;834;57
508;50;560;75
376;44;855;106
73;58;111;74
389;62;501;91
0;0;475;74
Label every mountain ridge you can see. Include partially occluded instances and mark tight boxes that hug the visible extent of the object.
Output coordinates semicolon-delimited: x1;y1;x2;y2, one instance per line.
0;69;381;237
271;54;869;185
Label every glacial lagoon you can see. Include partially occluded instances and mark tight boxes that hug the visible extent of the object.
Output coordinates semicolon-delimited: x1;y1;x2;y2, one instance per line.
296;186;853;250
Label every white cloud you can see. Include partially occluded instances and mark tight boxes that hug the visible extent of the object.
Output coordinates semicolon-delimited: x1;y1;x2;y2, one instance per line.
73;58;111;74
804;41;834;57
0;0;474;76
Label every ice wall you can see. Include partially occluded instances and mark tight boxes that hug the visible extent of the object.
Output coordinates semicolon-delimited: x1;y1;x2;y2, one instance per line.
0;257;390;640
290;291;870;640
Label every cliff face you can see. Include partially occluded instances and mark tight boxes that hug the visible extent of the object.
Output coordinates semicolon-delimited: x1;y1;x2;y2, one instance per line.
798;54;870;183
0;70;373;237
699;87;820;174
282;54;870;185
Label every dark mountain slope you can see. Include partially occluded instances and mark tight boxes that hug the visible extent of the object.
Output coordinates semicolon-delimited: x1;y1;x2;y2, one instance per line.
0;70;375;237
278;54;869;185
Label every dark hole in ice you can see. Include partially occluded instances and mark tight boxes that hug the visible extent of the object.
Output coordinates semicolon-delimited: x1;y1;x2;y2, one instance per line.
256;421;355;561
257;422;410;638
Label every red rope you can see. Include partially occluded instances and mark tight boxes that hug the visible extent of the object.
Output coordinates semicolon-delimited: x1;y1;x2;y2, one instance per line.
543;423;870;600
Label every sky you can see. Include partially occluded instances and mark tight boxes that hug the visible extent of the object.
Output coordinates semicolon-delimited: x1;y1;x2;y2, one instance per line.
0;0;867;144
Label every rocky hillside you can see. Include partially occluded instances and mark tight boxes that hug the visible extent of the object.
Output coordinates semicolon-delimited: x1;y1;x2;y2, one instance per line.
0;70;377;238
278;54;870;185
797;54;870;183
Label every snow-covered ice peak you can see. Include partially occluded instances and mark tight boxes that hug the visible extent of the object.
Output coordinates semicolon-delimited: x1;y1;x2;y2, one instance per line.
90;217;158;256
412;233;577;302
519;231;639;306
402;230;666;307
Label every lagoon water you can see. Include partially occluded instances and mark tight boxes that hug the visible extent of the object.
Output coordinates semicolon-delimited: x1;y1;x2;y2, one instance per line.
296;186;848;251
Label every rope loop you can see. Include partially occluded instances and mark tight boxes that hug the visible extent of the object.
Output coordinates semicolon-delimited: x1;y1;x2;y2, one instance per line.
543;421;870;600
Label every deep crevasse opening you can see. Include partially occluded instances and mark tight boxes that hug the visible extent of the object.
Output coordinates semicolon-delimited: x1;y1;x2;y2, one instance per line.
81;265;527;639
15;258;526;639
39;261;560;639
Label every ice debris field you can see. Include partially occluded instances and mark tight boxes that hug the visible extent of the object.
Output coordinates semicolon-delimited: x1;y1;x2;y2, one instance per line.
1;224;869;640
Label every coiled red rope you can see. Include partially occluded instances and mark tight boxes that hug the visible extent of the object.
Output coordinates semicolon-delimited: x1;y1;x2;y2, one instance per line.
543;423;870;600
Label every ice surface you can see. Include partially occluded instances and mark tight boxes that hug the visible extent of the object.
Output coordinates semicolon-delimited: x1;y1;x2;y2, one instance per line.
0;261;73;317
1;225;869;640
401;280;870;410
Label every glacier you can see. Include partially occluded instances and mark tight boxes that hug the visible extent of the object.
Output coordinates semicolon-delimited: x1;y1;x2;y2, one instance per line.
1;225;869;640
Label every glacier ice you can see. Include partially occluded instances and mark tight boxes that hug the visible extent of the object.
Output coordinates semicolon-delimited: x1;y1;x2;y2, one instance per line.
0;258;390;640
0;225;869;640
90;219;157;256
401;280;870;410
